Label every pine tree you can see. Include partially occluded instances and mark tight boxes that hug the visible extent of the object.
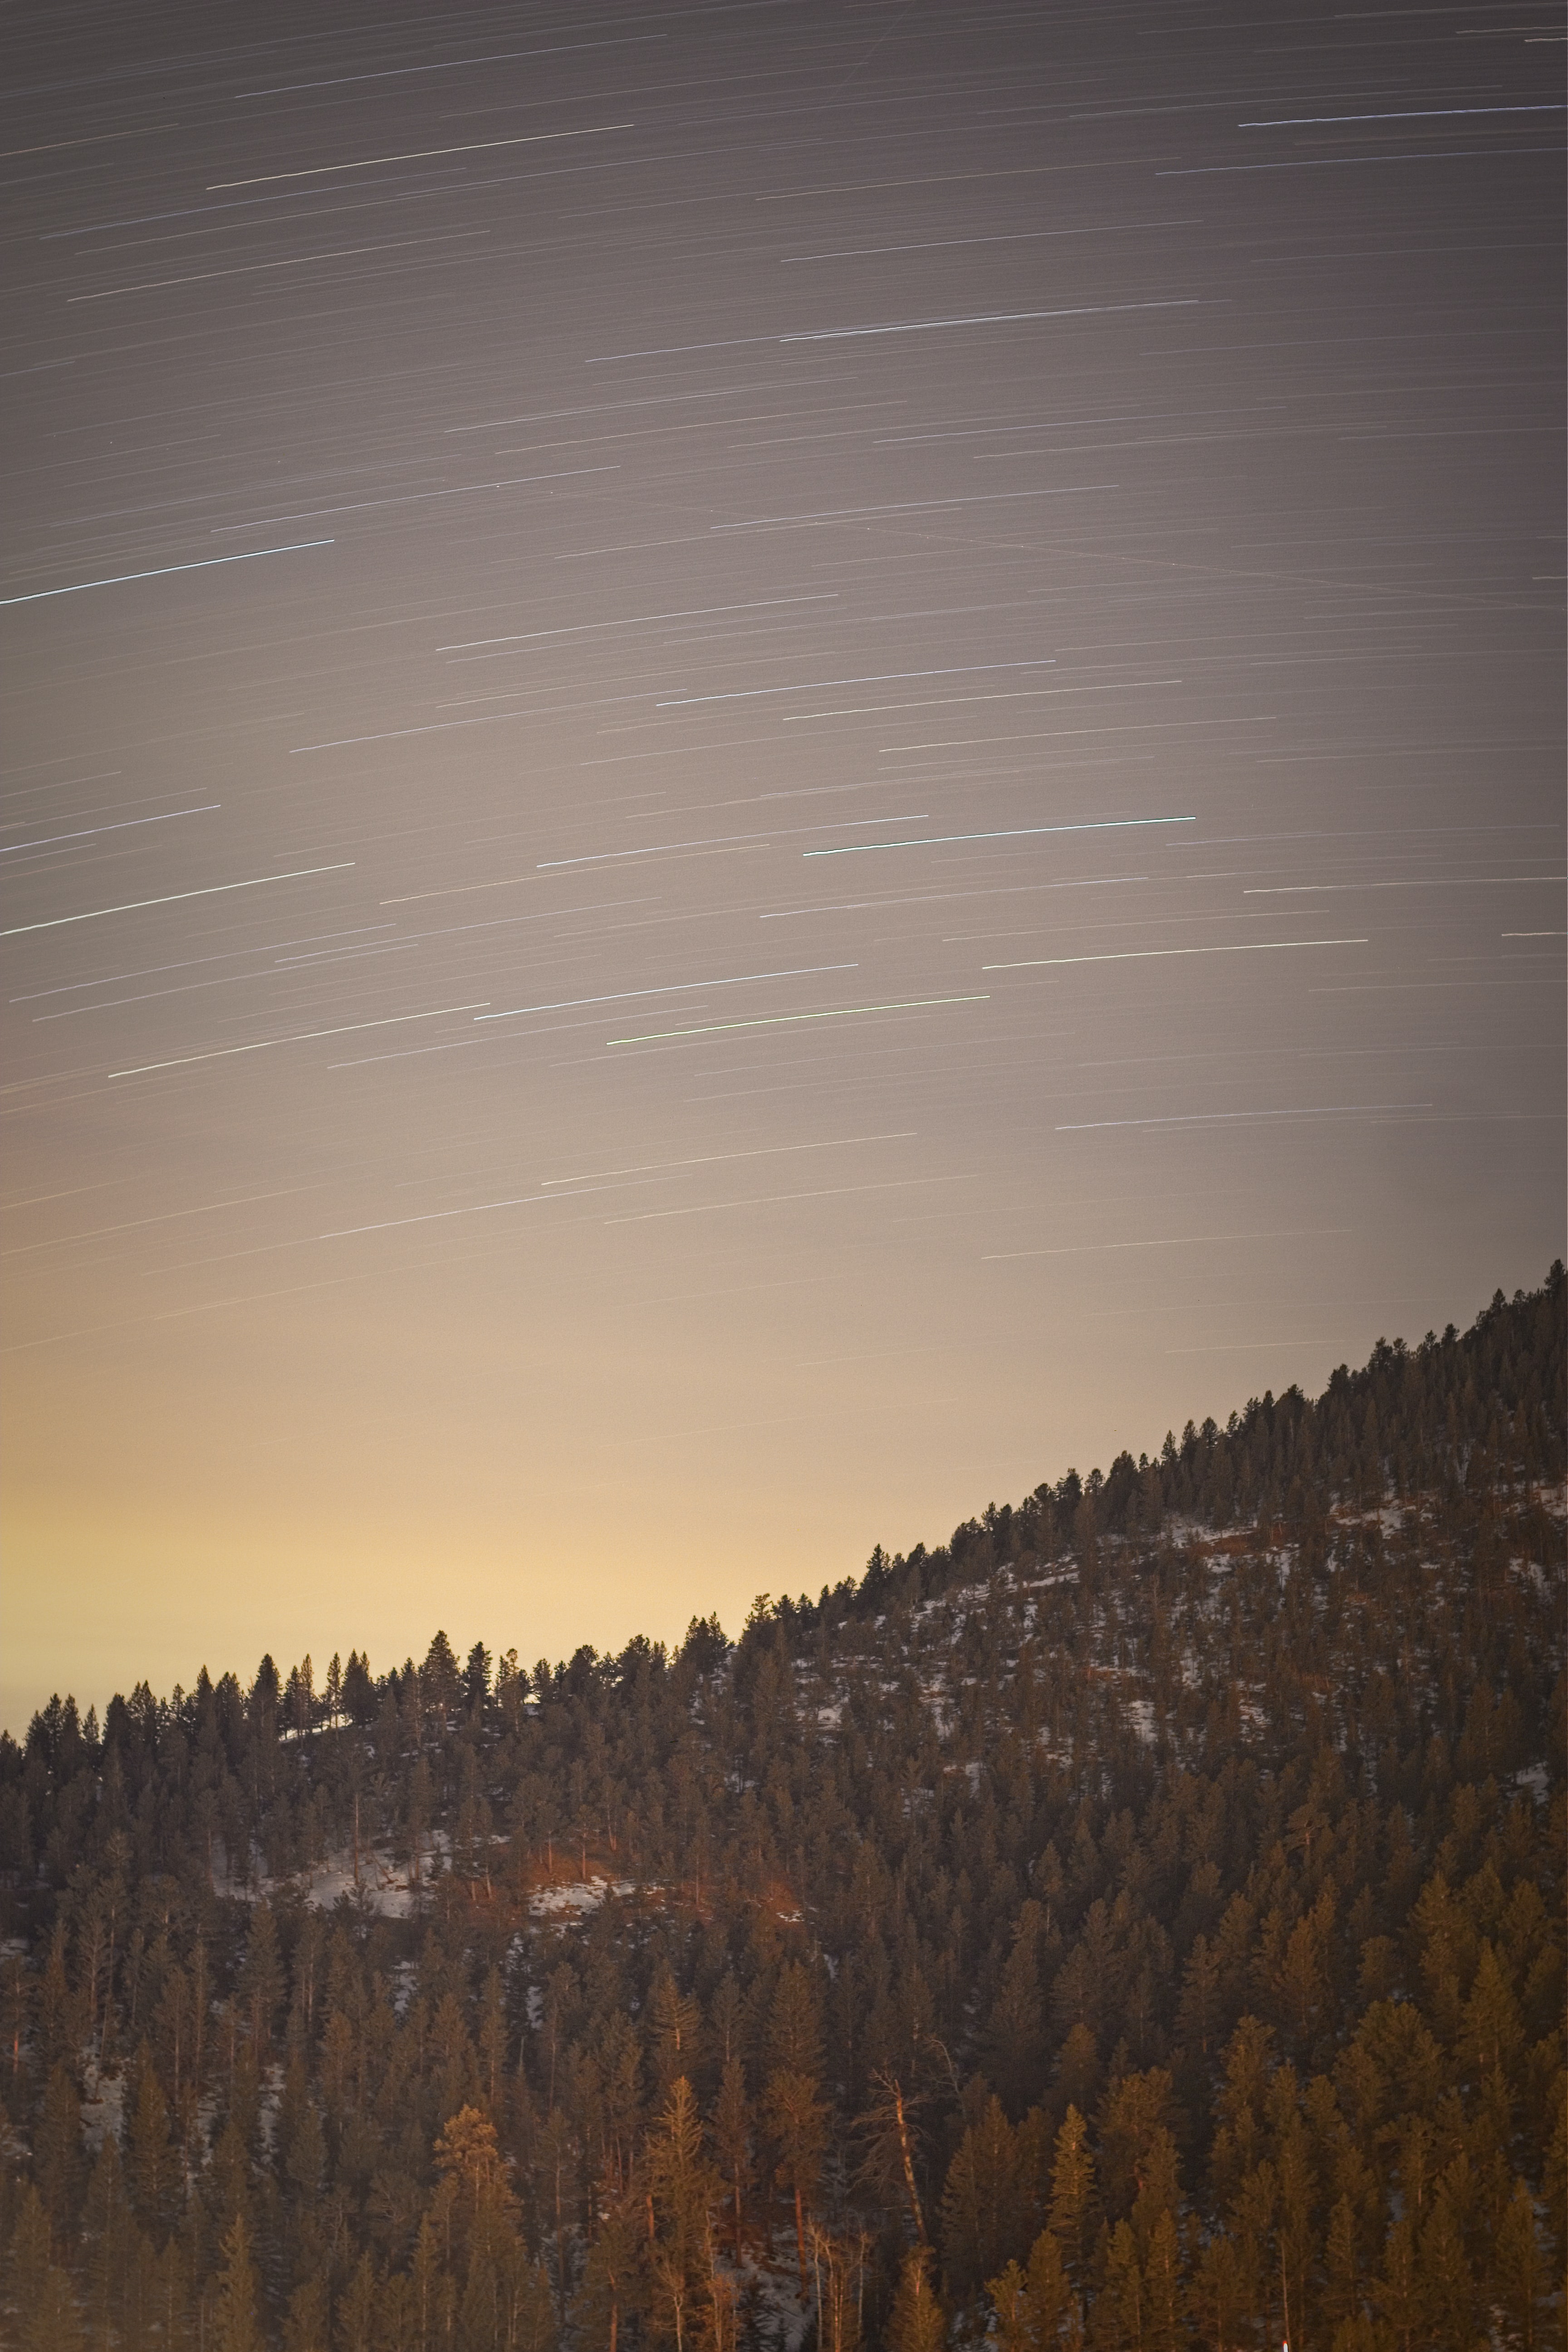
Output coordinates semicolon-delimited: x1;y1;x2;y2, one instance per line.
987;2230;1070;2352
1140;2208;1184;2352
939;2093;1035;2296
117;2227;161;2352
1099;2220;1146;2351
1372;2215;1426;2352
1419;2166;1477;2352
1191;2230;1245;2352
764;1962;824;2082
1048;2102;1097;2313
762;2066;828;2290
647;2077;722;2342
1323;2193;1363;2332
981;1904;1049;2112
1493;2176;1550;2352
647;1965;704;2104
7;2188;61;2351
886;2245;946;2352
281;2274;330;2351
338;2252;378;2352
710;2056;752;2256
34;2059;84;2234
82;2129;134;2349
127;2044;176;2235
511;2252;558;2352
574;2188;644;2352
19;2260;85;2351
1459;1940;1524;2094
1176;1934;1223;2064
376;2271;420;2352
211;2211;262;2352
413;2209;457;2347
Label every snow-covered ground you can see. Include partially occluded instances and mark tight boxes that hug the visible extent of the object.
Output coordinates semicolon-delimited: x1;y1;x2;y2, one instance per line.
208;1833;455;1915
298;1850;416;1916
79;2058;126;2156
529;1874;633;1919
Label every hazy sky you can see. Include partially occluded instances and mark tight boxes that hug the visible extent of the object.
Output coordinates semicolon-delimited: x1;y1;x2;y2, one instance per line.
3;0;1563;1736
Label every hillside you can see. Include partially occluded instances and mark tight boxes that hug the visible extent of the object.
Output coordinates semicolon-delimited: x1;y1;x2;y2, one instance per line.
1;1267;1563;2350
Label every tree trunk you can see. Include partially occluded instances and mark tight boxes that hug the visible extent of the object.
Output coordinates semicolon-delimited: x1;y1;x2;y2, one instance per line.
893;2083;926;2244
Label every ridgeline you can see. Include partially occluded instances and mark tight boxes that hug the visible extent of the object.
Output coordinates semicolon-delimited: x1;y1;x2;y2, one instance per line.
2;1268;1563;2349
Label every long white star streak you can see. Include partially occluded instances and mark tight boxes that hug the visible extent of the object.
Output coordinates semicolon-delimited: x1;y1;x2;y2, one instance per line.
539;817;931;870
475;965;858;1024
67;231;484;304
538;1134;915;1188
2;1187;318;1260
0;806;218;856
316;1136;922;1245
760;877;1148;921
603;1174;972;1226
230;36;664;101
587;300;1201;360
108;1003;488;1081
711;487;1115;533
654;660;1055;708
10;926;392;1003
0;863;353;939
1243;878;1565;895
983;1228;1356;1261
319;1186;619;1242
805;817;1194;859
608;995;989;1046
436;593;838;653
1055;1106;1433;1132
983;938;1368;970
0;541;333;608
213;466;618;533
780;222;1193;261
1158;146;1566;180
786;678;1180;721
1240;104;1566;127
877;715;1276;756
207;123;634;190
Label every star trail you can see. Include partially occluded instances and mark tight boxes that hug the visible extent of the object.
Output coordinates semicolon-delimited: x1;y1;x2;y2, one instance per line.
1;0;1563;1729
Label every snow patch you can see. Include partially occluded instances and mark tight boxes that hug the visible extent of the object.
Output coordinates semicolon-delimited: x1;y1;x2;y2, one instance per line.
529;1874;632;1919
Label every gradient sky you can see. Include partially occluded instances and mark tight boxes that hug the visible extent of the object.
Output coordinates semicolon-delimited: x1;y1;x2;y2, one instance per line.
3;0;1563;1736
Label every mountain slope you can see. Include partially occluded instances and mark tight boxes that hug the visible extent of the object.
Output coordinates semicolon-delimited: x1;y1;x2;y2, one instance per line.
1;1267;1563;2348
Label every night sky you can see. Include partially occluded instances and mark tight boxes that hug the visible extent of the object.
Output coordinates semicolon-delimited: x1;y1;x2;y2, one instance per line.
3;0;1563;1732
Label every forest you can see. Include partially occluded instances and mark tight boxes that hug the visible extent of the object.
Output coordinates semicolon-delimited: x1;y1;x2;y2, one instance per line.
1;1265;1563;2351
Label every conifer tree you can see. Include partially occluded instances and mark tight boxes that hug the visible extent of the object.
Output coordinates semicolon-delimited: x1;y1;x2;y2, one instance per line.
710;2056;752;2256
82;2130;133;2349
886;2245;946;2352
281;2274;329;2352
762;2064;828;2291
647;1965;704;2105
34;2060;84;2234
647;2075;720;2334
1493;2175;1550;2351
211;2211;262;2352
987;2229;1070;2352
1047;2105;1097;2316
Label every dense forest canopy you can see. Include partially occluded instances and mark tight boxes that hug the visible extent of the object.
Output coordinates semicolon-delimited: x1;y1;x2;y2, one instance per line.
2;1266;1563;2351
